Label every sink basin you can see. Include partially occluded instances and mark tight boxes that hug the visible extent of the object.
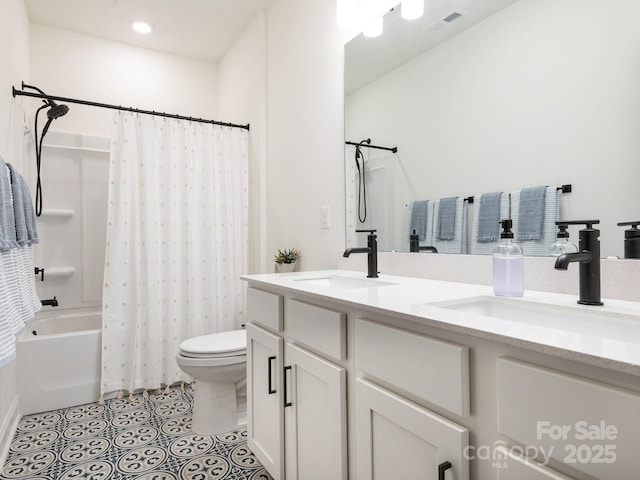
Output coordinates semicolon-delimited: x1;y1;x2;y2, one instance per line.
291;274;397;290
427;296;640;342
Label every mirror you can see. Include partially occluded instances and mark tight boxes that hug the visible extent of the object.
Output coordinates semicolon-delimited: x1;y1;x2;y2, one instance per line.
345;0;640;258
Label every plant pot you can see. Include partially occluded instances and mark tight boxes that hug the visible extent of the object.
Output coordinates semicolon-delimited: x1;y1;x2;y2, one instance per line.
275;261;299;273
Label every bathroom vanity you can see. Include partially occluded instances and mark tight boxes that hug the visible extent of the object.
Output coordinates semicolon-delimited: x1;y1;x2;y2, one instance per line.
242;270;640;480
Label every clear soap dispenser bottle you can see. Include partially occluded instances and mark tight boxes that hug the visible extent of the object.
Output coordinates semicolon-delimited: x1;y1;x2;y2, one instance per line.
549;223;578;257
493;219;524;297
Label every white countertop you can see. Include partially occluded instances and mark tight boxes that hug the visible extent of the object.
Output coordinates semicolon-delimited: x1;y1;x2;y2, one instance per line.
242;270;640;376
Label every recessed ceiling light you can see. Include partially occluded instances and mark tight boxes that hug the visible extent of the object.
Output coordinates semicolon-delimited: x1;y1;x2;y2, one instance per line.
131;21;152;34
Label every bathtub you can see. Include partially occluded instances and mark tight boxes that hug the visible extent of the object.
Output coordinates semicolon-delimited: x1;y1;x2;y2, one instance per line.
16;310;102;415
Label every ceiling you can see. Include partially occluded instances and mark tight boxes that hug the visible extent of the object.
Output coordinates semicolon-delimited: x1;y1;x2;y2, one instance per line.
24;0;276;63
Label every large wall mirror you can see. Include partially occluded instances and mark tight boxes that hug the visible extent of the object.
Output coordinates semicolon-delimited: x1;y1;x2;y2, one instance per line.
344;0;640;259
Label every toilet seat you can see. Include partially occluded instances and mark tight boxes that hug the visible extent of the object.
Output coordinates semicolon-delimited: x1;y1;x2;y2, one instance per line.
179;329;246;359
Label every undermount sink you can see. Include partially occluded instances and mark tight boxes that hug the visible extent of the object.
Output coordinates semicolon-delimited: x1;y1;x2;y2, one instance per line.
291;274;397;290
426;296;640;342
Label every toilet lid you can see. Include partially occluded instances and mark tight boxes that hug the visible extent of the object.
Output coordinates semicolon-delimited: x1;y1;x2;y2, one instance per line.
179;329;246;357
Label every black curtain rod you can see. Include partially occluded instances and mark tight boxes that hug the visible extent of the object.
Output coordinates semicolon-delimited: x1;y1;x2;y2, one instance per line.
12;86;250;131
345;140;397;153
464;185;572;204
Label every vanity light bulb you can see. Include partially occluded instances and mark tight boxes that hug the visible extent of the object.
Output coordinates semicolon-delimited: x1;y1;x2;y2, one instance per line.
363;15;383;37
336;0;358;29
401;0;424;20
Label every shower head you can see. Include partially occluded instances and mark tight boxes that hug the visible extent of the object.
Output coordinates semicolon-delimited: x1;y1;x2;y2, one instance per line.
21;82;70;120
46;100;69;119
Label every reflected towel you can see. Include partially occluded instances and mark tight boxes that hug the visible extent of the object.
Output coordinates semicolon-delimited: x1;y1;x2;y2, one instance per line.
0;158;17;251
410;200;429;241
476;192;502;243
517;186;547;241
437;197;458;240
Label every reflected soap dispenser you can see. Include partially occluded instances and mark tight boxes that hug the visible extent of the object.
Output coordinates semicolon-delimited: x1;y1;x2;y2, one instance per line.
549;222;578;257
410;230;420;252
493;219;524;297
617;221;640;259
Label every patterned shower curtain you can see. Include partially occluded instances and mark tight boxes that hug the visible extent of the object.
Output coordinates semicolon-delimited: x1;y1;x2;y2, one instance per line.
101;112;249;397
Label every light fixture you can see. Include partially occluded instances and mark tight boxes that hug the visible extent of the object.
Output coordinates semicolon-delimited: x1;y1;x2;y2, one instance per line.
401;0;424;20
131;21;152;34
336;0;358;29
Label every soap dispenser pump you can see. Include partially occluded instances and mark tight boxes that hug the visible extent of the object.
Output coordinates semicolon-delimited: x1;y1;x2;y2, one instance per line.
617;221;640;259
493;219;524;297
549;222;578;256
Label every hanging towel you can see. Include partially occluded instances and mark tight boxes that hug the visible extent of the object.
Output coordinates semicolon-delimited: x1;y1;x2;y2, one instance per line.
510;187;560;256
516;186;547;240
437;196;458;240
432;198;466;253
0;159;18;252
6;164;38;245
410;200;430;241
476;192;502;243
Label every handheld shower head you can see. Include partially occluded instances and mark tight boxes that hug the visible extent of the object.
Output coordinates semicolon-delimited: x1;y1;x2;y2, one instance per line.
46;101;69;119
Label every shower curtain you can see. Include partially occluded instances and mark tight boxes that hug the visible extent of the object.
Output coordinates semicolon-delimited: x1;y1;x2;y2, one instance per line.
101;112;249;397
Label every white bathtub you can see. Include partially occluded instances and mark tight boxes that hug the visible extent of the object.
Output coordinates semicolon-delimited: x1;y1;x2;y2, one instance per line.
16;310;102;415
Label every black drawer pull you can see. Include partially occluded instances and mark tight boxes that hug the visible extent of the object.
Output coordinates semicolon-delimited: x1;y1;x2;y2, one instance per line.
438;461;452;480
283;365;292;407
268;356;276;394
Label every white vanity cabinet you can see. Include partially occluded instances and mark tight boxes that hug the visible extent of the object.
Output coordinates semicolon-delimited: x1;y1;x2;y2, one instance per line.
354;317;470;480
246;288;348;480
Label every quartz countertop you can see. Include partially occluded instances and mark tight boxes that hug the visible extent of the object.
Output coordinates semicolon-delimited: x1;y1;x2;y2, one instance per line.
242;270;640;376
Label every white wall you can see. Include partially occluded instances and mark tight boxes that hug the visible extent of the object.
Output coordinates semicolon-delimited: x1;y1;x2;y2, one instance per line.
29;24;218;138
217;13;267;274
0;0;30;463
265;0;347;271
347;0;640;258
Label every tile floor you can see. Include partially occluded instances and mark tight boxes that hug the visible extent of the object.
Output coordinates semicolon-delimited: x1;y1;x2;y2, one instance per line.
1;386;272;479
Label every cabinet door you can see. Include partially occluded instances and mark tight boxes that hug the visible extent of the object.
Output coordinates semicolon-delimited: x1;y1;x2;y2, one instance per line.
356;378;469;480
284;343;347;480
247;323;284;480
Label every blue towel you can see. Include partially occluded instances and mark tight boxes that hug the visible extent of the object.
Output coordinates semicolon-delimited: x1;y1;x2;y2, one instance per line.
476;192;502;243
437;197;458;240
0;159;18;251
7;163;38;245
410;200;429;241
516;186;547;241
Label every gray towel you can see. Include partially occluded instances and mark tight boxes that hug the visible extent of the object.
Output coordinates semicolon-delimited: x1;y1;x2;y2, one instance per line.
437;196;458;240
516;186;547;241
7;164;38;245
0;159;18;251
476;192;502;243
410;200;429;241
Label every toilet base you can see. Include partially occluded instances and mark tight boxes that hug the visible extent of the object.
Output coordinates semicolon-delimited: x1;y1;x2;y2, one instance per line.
191;381;246;436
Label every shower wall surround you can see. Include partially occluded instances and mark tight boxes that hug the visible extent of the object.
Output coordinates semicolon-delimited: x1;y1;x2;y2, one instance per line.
34;131;109;311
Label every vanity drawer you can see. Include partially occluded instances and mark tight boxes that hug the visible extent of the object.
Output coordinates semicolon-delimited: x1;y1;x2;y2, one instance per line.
247;287;283;332
285;299;346;362
497;357;640;479
355;319;470;417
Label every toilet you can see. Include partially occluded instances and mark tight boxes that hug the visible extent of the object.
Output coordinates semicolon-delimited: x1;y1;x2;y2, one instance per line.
175;329;247;435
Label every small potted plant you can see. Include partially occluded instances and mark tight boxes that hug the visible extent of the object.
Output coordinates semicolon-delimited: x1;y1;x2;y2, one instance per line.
274;248;301;273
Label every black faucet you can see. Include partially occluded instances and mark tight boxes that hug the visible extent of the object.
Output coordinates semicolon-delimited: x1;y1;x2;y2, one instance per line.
554;220;603;306
41;297;58;307
343;229;378;278
409;230;438;253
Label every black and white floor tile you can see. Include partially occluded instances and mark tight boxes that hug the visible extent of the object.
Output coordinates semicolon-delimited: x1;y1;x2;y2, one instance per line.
1;386;273;479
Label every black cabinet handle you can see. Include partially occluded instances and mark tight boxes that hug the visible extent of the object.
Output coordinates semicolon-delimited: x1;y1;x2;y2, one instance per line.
268;356;276;394
438;461;452;480
283;365;292;407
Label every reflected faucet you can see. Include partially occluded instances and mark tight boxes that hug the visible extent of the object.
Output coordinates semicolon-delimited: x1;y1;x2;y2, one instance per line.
343;229;378;278
554;220;603;306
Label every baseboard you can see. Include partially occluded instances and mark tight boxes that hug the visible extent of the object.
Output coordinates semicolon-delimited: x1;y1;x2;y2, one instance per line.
0;397;20;467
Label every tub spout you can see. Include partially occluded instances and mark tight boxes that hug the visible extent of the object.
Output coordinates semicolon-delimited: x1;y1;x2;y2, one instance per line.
41;297;58;307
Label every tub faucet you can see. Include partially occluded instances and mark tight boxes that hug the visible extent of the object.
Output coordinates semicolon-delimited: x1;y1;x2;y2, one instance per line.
554;220;603;306
41;297;58;307
343;229;378;278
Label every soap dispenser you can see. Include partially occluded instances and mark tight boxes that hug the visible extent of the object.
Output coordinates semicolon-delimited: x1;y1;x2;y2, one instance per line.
617;221;640;259
549;222;578;257
493;219;524;297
